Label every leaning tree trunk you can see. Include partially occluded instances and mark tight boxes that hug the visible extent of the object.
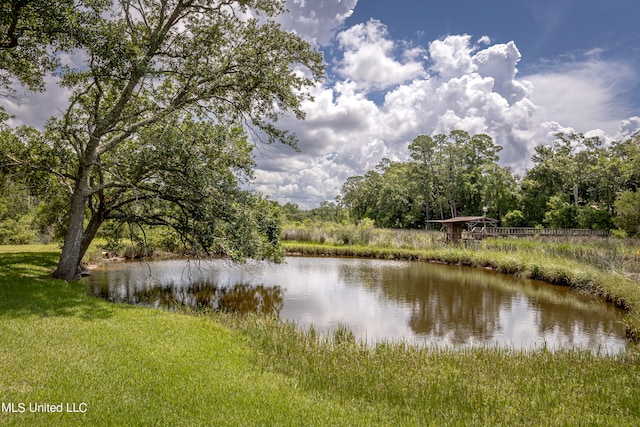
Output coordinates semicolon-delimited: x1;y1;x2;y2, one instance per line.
53;188;88;281
53;142;100;281
53;176;109;280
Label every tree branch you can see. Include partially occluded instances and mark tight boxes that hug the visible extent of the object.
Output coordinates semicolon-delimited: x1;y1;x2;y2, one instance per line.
0;0;30;49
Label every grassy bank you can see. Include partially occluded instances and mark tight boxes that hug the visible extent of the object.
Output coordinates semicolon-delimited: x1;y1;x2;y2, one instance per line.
0;246;396;426
2;243;640;425
282;222;640;281
226;314;640;426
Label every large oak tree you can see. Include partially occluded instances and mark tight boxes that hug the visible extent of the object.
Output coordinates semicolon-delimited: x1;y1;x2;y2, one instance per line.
2;0;324;280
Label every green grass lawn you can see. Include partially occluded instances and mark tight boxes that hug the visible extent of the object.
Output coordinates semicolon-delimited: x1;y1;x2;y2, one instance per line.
0;247;393;426
2;244;640;426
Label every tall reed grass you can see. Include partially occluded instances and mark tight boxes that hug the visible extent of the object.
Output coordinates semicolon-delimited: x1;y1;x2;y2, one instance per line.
481;236;640;281
216;312;640;426
282;222;640;279
282;221;444;249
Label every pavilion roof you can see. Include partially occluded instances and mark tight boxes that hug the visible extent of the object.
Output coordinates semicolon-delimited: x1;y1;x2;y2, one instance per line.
428;216;498;224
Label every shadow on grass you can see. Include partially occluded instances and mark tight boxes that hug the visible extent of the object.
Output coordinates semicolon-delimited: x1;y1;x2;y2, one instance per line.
0;251;114;320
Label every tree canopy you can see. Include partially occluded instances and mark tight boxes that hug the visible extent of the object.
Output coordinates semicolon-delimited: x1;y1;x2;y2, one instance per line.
339;130;640;234
0;0;108;91
340;131;518;228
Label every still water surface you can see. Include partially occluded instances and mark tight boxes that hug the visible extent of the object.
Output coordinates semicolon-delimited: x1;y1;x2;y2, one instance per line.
83;257;628;353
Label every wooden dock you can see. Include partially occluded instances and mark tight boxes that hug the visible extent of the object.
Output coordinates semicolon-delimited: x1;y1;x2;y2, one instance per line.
430;216;611;242
471;227;610;239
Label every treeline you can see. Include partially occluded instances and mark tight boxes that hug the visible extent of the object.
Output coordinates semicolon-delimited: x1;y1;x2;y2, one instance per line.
330;130;639;235
3;129;639;245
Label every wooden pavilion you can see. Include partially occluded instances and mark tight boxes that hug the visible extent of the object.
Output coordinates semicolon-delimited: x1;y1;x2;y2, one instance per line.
429;216;498;243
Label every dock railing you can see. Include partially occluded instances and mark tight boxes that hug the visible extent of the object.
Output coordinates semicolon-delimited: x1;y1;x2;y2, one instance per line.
471;227;610;239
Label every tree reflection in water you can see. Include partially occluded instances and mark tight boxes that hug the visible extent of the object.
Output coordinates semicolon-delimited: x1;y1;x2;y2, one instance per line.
338;261;624;348
84;258;627;352
93;280;284;315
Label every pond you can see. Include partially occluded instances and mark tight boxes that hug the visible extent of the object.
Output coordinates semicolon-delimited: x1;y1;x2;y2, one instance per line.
82;257;628;353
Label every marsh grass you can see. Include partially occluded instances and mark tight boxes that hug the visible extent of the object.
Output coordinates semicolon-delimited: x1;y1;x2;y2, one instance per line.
282;221;444;248
284;221;640;280
218;312;640;426
481;236;640;281
282;222;640;270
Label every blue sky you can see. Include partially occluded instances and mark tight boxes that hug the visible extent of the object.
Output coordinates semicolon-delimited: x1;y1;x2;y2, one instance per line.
260;0;640;207
346;0;640;63
338;0;640;116
3;0;639;208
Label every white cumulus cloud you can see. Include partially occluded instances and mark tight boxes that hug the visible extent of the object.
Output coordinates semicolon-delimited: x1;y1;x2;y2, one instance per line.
334;20;426;91
526;58;637;134
253;23;640;208
280;0;358;46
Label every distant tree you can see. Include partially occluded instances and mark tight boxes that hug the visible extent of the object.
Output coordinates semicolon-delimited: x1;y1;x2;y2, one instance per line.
479;163;520;221
0;176;38;244
543;194;576;229
576;205;613;230
310;201;341;222
409;134;440;223
338;163;385;223
1;0;324;280
375;161;422;228
520;147;561;226
280;202;304;222
502;209;526;227
609;132;640;192
522;132;606;227
409;130;505;220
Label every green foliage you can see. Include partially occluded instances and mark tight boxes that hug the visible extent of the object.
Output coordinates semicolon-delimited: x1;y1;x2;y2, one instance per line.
341;131;518;227
0;214;38;244
339;130;639;233
0;0;106;91
0;177;43;244
522;131;639;229
611;229;628;239
372;161;423;228
576;205;613;230
81;119;284;261
336;218;376;245
614;190;640;236
502;209;526;227
281;201;345;223
543;194;577;228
